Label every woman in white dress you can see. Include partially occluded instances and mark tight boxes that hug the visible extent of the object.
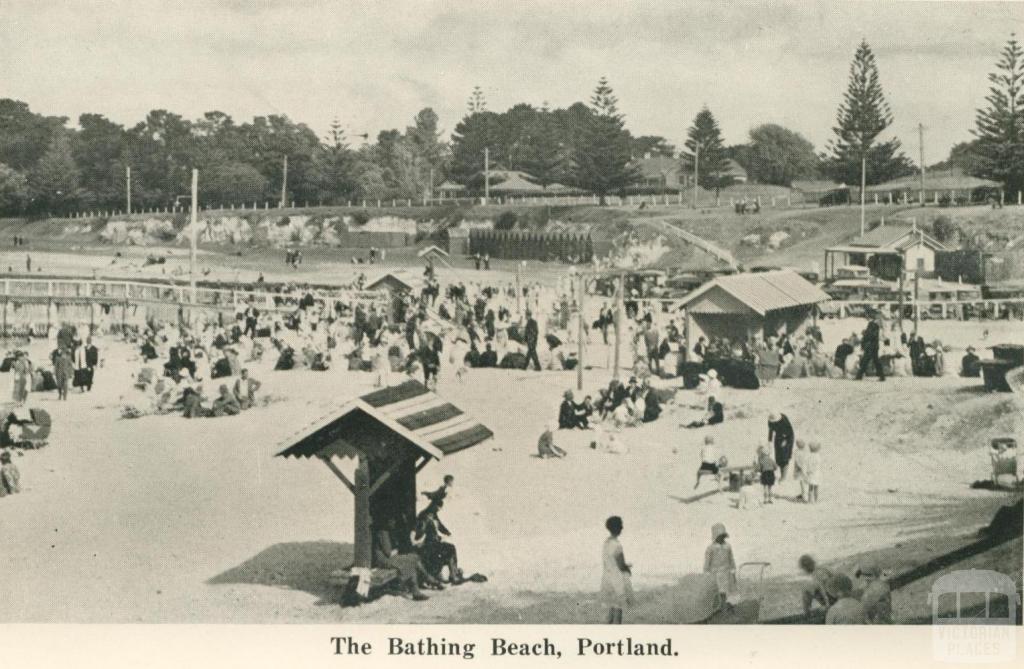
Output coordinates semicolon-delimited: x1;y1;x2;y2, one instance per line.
600;515;634;624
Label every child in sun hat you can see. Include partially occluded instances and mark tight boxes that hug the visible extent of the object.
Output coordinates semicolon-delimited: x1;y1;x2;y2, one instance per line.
805;441;823;503
703;522;737;605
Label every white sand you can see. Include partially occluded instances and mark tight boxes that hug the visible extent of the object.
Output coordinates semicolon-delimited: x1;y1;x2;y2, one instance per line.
0;311;1019;623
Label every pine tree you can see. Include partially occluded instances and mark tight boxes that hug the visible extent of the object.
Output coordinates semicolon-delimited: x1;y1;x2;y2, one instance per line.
572;78;639;204
522;103;568;189
824;40;912;186
467;86;487;114
684;106;729;193
972;34;1024;194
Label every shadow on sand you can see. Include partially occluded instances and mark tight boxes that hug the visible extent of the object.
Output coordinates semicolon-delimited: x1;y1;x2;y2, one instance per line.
207;541;353;606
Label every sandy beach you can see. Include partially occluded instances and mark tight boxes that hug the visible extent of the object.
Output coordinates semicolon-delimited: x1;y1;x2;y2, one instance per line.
0;309;1018;623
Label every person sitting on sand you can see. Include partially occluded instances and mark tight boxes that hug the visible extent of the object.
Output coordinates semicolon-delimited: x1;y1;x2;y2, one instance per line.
413;501;462;584
181;385;208;419
703;522;737;607
694;436;726;491
856;561;892;624
736;479;759;510
0;451;21;497
537;423;567;458
799;554;838;621
960;345;982;378
825;573;866;624
684;396;724;429
558;390;587;430
373;518;441;602
210;383;241;417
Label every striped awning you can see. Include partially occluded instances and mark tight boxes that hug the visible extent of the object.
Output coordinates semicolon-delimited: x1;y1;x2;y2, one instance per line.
276;380;493;461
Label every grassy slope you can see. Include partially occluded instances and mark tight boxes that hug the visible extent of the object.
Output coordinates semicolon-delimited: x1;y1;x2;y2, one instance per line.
3;201;1023;276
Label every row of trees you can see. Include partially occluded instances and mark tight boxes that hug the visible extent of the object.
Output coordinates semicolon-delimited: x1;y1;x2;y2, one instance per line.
2;35;1023;216
0;102;448;216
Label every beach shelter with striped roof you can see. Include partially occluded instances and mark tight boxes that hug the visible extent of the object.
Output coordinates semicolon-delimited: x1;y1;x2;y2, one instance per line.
276;379;493;568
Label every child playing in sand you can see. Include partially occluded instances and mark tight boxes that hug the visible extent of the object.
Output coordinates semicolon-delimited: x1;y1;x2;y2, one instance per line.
756;444;778;504
736;479;759;510
694;435;726;491
805;442;822;503
0;451;20;497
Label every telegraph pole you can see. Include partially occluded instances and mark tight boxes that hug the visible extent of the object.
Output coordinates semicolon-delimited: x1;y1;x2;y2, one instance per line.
919;123;926;204
860;154;867;237
279;155;288;208
484;147;490;204
692;146;700;209
125;166;132;215
190;169;198;298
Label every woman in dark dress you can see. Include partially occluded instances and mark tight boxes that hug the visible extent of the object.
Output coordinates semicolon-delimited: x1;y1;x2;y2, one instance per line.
768;412;795;480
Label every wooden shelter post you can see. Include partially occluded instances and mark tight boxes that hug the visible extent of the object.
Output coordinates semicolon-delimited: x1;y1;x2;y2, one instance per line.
353;454;372;569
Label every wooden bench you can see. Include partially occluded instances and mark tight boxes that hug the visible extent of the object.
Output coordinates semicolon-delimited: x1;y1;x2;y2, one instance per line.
328;567;401;605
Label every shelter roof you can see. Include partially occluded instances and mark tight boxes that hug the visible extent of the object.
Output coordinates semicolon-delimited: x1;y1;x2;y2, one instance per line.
365;271;423;292
276;380;493;461
679;270;829;316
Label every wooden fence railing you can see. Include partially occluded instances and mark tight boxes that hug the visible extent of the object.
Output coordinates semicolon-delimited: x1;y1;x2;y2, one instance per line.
0;277;388;337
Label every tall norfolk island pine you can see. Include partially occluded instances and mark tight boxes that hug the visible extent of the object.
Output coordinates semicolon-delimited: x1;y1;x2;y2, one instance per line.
824;40;912;186
572;77;639;205
973;35;1024;194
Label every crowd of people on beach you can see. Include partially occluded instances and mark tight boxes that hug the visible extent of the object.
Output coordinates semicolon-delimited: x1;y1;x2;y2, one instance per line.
0;255;992;623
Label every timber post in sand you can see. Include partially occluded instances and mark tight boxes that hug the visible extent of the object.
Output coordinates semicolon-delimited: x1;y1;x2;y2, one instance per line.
612;271;624;380
577;273;585;391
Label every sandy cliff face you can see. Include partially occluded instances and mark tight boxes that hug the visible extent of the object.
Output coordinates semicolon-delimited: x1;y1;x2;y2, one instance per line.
90;213;424;248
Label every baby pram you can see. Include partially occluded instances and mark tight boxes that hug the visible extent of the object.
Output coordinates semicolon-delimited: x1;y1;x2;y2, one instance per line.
0;406;52;449
672;562;771;624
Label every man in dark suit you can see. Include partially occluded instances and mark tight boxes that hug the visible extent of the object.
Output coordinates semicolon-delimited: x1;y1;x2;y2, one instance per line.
856;316;886;381
523;310;541;371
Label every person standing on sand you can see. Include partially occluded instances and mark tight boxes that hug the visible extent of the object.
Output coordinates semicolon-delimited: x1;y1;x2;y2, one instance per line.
768;412;795;480
600;515;634;624
855;315;885;381
11;351;32;405
756;444;777;504
703;522;736;606
805;442;823;503
53;348;73;401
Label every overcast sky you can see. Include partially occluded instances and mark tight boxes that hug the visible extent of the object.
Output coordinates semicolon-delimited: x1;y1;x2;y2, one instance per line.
2;0;1022;162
